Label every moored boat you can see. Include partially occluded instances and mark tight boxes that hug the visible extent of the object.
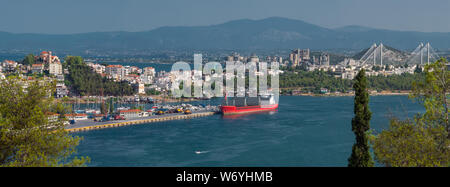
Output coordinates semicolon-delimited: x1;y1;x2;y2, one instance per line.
220;95;278;115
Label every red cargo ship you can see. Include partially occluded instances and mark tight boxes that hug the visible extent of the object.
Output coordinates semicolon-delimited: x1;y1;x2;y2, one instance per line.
220;95;278;115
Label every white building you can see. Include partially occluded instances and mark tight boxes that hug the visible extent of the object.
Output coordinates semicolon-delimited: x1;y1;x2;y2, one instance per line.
106;65;126;81
49;62;63;75
56;83;69;98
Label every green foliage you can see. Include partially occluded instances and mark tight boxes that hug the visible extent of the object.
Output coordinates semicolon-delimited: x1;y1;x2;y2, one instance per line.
64;56;84;67
371;58;450;167
279;69;424;93
146;88;161;95
108;98;115;113
371;118;449;167
100;102;109;115
280;70;353;93
0;77;89;166
414;66;423;74
21;54;35;66
411;58;449;135
64;56;134;96
348;69;374;167
367;73;424;91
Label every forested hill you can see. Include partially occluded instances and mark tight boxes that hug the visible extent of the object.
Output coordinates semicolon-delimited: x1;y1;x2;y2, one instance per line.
1;17;450;51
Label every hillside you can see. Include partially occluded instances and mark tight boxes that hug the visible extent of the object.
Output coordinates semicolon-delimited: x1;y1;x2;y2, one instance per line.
1;17;450;51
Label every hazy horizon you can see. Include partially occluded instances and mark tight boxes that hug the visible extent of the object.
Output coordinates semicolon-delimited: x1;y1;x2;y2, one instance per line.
1;0;450;34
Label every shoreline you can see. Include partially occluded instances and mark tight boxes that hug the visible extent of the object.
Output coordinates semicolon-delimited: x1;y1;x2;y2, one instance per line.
282;91;411;97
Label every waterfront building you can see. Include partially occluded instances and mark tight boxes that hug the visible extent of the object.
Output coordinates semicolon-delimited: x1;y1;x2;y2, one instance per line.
65;113;88;121
46;112;60;123
119;109;142;118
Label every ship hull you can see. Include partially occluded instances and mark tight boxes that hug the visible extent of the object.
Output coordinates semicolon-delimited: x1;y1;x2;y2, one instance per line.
220;104;278;115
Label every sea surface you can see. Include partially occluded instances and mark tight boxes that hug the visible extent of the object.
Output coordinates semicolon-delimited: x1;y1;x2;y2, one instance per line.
73;95;424;166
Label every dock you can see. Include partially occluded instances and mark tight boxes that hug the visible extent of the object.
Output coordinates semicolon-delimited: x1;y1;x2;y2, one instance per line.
65;111;216;133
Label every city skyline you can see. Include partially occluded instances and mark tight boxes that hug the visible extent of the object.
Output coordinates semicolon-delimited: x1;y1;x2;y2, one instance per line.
1;0;450;34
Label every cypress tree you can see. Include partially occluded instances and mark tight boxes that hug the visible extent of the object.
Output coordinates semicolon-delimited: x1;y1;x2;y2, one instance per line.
348;69;374;167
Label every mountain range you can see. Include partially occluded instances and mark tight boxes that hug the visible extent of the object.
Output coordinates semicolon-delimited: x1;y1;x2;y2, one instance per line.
1;17;449;51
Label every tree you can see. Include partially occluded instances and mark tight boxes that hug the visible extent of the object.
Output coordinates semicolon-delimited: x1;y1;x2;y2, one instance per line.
348;69;374;167
22;54;35;66
64;56;134;96
0;77;89;166
411;58;449;137
100;102;109;115
414;65;423;74
371;58;449;167
109;98;115;114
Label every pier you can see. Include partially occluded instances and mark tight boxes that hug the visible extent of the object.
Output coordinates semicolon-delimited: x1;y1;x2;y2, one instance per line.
65;111;217;132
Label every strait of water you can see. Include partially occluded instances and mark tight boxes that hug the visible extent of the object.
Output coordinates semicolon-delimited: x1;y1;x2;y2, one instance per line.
73;95;424;166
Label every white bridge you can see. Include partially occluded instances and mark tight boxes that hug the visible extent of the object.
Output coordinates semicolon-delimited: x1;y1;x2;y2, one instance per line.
359;42;440;66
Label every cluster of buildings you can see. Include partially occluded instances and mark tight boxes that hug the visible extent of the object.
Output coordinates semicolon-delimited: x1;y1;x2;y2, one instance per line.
1;51;63;76
0;51;164;98
1;51;68;97
85;62;159;94
226;52;283;64
305;57;419;80
284;48;420;79
226;48;423;80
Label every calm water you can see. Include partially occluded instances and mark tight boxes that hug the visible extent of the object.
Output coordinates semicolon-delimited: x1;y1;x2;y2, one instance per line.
73;96;424;166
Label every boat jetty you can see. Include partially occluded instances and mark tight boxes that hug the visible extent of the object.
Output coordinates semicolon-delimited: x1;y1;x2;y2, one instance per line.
65;104;220;132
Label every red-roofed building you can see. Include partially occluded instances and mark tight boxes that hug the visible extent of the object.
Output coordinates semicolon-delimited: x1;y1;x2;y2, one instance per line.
2;60;18;72
64;113;88;121
46;112;60;122
119;109;142;118
31;64;44;74
125;73;139;84
106;64;125;81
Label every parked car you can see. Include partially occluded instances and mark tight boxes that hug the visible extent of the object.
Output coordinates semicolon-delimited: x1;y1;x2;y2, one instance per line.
114;115;125;120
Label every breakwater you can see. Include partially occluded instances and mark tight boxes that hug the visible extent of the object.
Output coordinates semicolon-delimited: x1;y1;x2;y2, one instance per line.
65;112;216;132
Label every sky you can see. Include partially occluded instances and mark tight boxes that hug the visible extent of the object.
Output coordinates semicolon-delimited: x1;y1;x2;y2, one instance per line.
1;0;449;34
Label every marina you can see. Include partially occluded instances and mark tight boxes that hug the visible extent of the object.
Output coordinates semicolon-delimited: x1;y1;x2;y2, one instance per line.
65;111;217;132
64;102;221;132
